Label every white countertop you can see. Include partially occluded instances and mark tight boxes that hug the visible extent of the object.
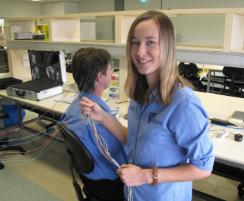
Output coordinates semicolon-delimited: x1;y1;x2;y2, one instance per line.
1;89;244;167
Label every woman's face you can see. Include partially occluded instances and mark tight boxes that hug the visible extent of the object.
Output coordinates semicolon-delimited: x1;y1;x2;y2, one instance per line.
130;19;161;83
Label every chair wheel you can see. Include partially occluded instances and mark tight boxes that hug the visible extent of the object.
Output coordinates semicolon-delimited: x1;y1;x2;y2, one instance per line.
238;183;244;198
0;162;4;169
20;148;26;154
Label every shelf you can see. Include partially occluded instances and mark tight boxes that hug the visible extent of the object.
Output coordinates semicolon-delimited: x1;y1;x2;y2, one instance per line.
176;43;223;52
6;39;117;46
230;48;244;54
2;8;244;65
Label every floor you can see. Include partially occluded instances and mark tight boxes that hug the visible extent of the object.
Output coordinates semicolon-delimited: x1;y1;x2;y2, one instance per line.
1;116;244;201
0;120;77;201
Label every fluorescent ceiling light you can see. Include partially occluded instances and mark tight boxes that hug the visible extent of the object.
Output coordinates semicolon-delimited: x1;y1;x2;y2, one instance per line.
31;0;42;2
139;0;149;4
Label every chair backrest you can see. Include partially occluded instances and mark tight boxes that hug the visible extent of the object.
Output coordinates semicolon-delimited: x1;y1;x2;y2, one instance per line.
59;123;94;174
178;62;199;78
178;62;207;91
58;123;124;201
223;66;244;81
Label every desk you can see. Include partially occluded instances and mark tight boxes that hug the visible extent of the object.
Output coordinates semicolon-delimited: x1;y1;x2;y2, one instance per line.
1;89;243;150
0;90;72;120
197;91;244;121
196;91;244;197
0;89;244;195
197;92;244;165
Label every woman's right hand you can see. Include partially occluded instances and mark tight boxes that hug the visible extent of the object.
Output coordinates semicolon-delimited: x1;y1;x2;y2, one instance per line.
80;97;106;123
81;97;128;144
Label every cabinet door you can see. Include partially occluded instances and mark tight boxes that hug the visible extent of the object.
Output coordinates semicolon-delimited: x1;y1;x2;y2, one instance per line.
50;18;80;42
170;14;226;51
225;13;244;53
80;15;115;44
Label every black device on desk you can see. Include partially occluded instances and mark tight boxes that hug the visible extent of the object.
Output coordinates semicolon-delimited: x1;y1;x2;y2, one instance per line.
0;77;22;89
234;134;243;142
210;118;235;126
0;47;23;89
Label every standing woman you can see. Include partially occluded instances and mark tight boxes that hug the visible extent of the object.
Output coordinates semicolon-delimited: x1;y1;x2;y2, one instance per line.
81;10;214;201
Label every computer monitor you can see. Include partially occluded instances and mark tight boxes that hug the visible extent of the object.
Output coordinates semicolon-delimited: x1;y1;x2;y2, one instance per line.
0;48;12;79
27;50;67;84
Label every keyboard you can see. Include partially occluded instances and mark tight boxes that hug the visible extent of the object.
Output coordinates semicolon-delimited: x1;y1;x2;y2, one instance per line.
0;77;22;89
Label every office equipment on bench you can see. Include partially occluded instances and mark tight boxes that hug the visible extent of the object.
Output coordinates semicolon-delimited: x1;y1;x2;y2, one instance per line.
223;66;244;98
7;50;66;101
0;48;22;89
229;111;244;126
210;118;235;126
0;47;15;80
59;124;124;201
14;32;33;40
234;134;243;142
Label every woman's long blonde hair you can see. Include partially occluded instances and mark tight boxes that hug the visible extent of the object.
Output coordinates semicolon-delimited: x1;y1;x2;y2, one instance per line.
125;10;187;105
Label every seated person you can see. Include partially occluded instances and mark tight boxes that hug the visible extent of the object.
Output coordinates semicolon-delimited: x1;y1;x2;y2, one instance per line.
61;47;127;201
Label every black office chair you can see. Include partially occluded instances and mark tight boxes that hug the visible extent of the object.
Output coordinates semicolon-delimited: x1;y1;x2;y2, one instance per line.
0;137;25;169
178;62;207;92
58;124;124;201
222;66;244;98
0;105;26;169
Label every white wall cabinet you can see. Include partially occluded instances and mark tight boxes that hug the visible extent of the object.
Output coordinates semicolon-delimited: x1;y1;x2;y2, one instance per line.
3;8;244;53
164;8;244;53
2;9;244;101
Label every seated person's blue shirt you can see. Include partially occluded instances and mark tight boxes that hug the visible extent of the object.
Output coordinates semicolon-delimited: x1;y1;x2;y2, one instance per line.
125;86;215;201
61;92;127;180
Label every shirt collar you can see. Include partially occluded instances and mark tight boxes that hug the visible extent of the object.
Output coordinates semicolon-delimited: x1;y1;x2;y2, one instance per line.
148;82;180;103
148;87;159;102
78;92;111;113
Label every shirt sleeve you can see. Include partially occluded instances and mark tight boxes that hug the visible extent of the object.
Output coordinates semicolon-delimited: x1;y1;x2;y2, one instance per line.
169;97;215;171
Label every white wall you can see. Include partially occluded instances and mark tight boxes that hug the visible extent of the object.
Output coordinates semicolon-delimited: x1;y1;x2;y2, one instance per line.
124;0;244;10
64;2;79;14
79;0;114;12
0;1;40;17
124;0;161;10
2;0;244;18
41;2;65;15
162;0;244;9
40;1;79;15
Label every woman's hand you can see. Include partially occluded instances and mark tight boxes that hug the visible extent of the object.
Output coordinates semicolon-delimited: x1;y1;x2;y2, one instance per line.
80;97;106;123
81;96;128;143
117;164;152;186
